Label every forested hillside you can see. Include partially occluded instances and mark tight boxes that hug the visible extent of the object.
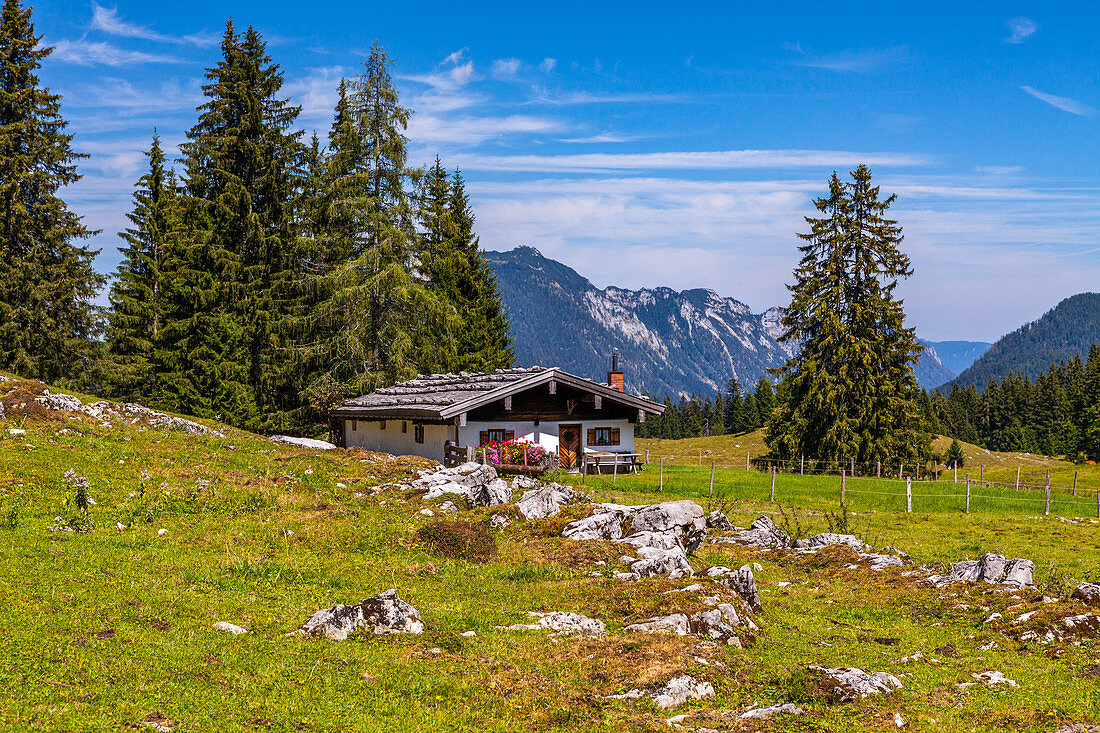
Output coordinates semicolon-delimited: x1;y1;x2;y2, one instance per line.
946;293;1100;389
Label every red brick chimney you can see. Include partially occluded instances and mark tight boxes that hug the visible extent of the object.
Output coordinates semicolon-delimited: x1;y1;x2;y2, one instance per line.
607;351;624;392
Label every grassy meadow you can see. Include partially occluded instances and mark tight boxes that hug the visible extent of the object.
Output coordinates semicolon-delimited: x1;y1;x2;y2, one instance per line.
2;377;1100;732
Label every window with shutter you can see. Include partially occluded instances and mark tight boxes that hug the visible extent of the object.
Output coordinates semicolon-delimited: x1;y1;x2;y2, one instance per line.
479;430;490;446
504;429;515;442
414;424;425;444
611;428;621;445
587;428;597;446
380;420;386;430
590;427;618;446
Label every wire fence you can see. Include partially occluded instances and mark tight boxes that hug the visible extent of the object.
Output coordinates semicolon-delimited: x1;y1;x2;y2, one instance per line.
582;450;1100;519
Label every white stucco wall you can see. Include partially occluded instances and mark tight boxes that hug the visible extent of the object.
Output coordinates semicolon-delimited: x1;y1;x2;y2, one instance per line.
343;419;453;462
342;417;636;465
458;419;634;455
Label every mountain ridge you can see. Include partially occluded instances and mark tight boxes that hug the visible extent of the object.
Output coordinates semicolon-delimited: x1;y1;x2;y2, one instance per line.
485;246;977;398
943;292;1100;390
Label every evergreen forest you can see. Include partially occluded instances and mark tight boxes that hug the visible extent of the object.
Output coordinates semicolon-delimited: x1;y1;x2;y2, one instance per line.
0;2;512;432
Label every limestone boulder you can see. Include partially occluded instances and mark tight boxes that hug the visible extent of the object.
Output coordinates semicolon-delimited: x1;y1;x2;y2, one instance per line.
516;482;576;519
623;613;691;636
629;546;693;579
502;611;606;636
722;514;789;548
563;511;624;541
705;510;734;531
1072;583;1100;606
290;589;424;640
629;500;704;534
807;665;902;703
617;530;682;551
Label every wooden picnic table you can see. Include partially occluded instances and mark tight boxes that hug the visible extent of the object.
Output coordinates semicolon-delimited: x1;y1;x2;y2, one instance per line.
583;451;641;474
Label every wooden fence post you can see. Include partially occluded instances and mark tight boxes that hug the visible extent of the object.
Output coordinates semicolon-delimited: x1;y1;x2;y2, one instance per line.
980;465;984;487
906;477;912;513
876;459;881;478
746;451;750;471
841;469;846;505
709;461;715;500
582;457;587;486
1045;478;1051;517
659;458;664;492
612;456;618;485
770;466;776;502
916;463;920;481
965;474;971;514
1073;470;1079;497
645;449;649;465
801;455;804;475
898;463;903;481
1016;466;1021;491
954;464;957;484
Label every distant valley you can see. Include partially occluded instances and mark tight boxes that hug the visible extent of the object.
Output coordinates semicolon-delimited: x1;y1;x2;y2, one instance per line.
485;246;990;398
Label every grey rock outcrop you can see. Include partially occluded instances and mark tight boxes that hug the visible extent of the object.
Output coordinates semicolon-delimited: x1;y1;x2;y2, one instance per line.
610;675;715;709
629;546;694;579
502;611;606;636
623;613;691;636
629;500;705;534
516;482;577;519
412;463;513;507
707;565;762;611
617;530;682;551
563;510;624;541
719;514;789;548
270;435;336;450
739;703;805;719
290;589;424;640
212;622;249;635
928;553;1034;588
798;533;866;552
31;389;226;438
705;510;733;531
1073;583;1100;606
469;477;512;507
807;665;902;702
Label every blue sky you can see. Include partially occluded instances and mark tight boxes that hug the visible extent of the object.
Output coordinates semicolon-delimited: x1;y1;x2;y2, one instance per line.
29;1;1100;342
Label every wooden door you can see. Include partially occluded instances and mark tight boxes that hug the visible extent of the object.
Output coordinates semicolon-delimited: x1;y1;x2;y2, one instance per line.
558;424;581;470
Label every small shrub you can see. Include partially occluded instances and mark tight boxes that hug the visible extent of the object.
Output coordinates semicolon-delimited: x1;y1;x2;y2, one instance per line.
415;520;497;563
824;504;852;535
2;500;20;529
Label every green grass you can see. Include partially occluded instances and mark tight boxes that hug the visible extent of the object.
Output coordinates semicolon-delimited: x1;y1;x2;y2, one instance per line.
3;377;1100;732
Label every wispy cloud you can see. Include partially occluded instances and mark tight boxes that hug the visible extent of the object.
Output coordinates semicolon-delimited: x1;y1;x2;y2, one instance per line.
284;66;350;127
90;3;218;47
790;44;909;73
48;38;183;66
1005;17;1037;44
975;165;1026;175
527;90;689;106
491;58;522;80
558;132;643;144
1020;85;1096;116
407;114;562;146
540;58;557;73
450;149;932;174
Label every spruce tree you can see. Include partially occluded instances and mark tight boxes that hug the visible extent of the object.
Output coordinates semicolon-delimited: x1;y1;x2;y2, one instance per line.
106;133;178;401
306;42;451;397
724;378;744;433
766;166;929;468
0;0;104;384
165;22;304;427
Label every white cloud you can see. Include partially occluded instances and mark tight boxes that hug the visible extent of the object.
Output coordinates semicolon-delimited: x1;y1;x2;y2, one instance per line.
407;114;562;146
48;38;184;66
792;45;909;73
1005;17;1037;44
1020;85;1096;116
449;149;932;173
527;89;688;105
283;66;349;127
491;58;522;80
558;132;643;144
442;48;468;66
540;57;557;72
974;165;1026;175
89;3;219;47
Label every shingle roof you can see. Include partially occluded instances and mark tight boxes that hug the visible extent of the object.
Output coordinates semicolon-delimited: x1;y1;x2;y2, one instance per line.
333;366;664;420
338;367;548;413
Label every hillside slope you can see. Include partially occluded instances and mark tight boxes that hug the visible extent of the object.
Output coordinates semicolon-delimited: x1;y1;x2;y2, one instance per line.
485;246;957;396
945;292;1100;389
